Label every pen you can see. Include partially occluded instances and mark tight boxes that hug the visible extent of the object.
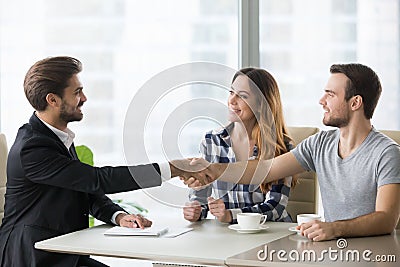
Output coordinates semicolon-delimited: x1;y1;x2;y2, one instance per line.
131;220;138;228
157;227;169;237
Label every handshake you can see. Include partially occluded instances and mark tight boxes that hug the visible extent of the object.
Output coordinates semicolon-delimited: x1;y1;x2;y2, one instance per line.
169;158;225;188
168;158;267;188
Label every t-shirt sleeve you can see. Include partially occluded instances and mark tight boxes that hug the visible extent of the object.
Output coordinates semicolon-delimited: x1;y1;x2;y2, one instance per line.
376;144;400;187
291;133;318;172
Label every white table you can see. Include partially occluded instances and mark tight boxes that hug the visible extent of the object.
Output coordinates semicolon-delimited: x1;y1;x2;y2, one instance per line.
226;230;400;267
35;219;295;266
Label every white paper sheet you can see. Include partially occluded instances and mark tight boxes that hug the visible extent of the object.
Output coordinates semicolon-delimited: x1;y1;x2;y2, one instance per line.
103;226;193;238
104;226;169;236
162;227;193;238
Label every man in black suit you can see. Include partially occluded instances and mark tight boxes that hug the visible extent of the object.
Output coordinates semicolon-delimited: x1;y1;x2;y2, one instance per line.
0;56;209;267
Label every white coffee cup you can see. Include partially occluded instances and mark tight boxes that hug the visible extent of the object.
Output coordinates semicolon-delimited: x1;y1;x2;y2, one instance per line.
237;213;267;229
297;214;321;225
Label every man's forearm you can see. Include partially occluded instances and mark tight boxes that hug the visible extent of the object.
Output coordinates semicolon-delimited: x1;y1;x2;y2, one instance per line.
214;153;304;185
333;211;397;238
215;160;267;185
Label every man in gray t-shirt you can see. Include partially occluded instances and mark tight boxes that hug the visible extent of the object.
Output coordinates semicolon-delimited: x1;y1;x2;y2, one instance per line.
188;63;400;241
292;127;400;223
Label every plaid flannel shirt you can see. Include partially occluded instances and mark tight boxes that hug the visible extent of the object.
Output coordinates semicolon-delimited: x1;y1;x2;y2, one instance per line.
189;123;293;223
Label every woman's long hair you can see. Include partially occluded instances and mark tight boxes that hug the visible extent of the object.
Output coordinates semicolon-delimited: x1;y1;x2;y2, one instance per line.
232;68;296;192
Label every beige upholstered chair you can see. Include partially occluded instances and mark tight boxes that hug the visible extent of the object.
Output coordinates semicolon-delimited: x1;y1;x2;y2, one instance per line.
0;133;7;225
286;127;319;222
379;130;400;229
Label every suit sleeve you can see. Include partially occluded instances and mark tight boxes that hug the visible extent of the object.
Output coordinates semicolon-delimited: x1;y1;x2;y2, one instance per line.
88;194;126;224
20;136;162;194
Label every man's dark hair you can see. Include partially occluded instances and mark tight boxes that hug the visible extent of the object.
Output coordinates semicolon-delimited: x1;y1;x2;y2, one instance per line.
24;56;82;111
330;63;382;119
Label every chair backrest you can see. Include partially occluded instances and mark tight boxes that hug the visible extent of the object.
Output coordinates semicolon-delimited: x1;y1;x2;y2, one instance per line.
286;127;319;222
0;133;7;225
379;130;400;229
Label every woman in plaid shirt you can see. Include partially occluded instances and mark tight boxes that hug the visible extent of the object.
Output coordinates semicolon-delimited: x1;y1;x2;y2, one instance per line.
183;68;296;224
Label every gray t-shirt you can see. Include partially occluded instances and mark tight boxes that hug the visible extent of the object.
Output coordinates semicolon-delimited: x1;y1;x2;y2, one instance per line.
292;128;400;222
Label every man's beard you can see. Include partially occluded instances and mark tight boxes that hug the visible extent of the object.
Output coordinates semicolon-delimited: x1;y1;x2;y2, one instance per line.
323;114;349;128
59;101;83;123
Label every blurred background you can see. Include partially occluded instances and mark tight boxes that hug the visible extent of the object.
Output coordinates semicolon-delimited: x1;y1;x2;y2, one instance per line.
1;0;398;165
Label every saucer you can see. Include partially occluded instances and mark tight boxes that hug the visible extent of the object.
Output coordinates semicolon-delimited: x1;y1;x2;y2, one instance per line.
288;226;301;234
228;224;269;234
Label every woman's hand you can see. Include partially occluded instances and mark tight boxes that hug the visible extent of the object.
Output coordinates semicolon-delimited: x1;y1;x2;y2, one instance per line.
183;201;202;222
208;197;232;223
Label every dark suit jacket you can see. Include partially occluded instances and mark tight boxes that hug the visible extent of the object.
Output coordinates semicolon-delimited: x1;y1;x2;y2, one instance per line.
0;113;162;267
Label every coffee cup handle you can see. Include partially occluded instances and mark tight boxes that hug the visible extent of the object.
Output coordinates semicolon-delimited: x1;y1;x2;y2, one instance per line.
260;215;267;225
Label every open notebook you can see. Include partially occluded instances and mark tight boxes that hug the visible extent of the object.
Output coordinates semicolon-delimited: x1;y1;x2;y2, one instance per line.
104;226;193;237
104;226;169;237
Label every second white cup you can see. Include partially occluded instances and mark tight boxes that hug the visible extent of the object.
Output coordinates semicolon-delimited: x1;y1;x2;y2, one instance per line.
297;214;321;225
237;213;267;229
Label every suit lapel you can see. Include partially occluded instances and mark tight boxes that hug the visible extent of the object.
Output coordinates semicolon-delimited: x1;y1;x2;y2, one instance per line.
69;143;79;160
29;113;73;159
29;112;60;141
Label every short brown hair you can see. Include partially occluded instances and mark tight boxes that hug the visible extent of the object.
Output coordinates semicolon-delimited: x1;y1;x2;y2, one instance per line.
24;56;82;111
330;63;382;119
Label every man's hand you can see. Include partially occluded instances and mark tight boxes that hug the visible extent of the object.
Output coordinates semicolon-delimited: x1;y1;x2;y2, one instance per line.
170;158;216;186
177;158;226;188
116;213;152;229
208;197;232;223
296;220;337;241
183;201;202;222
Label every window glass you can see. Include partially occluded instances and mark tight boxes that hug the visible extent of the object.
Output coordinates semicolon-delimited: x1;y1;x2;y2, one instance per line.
260;0;400;130
0;0;238;165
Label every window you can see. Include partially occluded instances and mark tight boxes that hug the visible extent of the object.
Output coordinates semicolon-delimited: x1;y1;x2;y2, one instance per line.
260;0;400;129
0;0;239;165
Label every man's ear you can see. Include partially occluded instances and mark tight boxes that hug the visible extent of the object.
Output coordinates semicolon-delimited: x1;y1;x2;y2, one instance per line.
45;93;61;108
350;95;363;111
